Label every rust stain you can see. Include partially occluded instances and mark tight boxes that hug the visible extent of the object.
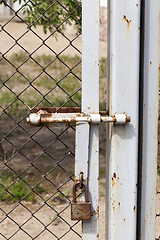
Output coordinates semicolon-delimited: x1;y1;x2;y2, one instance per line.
136;3;138;6
112;177;115;187
113;173;116;178
33;107;110;116
118;202;120;208
31;107;81;113
124;219;125;222
133;205;136;212
150;61;152;65
41;113;52;118
126;116;131;122
123;15;131;24
113;116;117;123
123;15;131;31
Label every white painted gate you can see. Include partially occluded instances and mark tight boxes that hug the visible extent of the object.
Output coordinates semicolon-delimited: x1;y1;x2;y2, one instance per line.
0;0;159;240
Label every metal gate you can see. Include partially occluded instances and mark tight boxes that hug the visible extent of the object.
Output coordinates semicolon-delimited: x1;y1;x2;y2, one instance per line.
0;0;160;240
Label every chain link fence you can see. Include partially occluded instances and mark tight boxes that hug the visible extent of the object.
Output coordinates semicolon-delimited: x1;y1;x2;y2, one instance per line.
0;1;84;239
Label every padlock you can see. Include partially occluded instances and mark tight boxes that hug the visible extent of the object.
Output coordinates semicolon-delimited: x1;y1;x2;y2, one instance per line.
71;181;91;220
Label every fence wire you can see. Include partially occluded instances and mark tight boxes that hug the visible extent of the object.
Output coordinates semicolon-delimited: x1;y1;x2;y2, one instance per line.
0;1;83;239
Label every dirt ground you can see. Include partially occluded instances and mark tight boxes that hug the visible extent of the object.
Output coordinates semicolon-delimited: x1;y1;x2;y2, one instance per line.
0;20;107;59
0;20;160;239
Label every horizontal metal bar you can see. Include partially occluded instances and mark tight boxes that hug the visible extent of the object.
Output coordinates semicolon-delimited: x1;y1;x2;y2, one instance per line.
27;113;130;126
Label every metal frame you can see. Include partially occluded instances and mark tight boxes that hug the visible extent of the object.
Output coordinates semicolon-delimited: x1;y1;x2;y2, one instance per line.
106;1;160;240
106;1;141;240
77;0;99;239
139;0;160;239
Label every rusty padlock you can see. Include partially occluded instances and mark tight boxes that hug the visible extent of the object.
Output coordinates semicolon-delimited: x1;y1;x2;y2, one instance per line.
71;181;91;220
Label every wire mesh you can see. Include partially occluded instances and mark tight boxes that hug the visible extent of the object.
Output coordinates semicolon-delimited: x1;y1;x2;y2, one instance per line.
0;1;83;239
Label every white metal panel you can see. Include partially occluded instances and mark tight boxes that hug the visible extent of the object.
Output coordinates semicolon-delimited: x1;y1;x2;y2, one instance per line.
106;1;140;240
141;0;160;239
82;0;99;115
82;0;99;239
75;122;90;182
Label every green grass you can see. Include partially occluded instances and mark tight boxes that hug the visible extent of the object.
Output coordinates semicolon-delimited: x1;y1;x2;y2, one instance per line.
99;168;106;175
0;52;107;118
0;171;35;203
0;170;49;203
9;51;29;64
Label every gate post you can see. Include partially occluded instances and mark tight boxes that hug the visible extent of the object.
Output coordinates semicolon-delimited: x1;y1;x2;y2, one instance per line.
81;0;99;239
106;1;141;239
139;0;160;239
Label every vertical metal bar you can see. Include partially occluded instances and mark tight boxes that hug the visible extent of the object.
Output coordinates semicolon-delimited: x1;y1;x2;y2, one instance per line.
106;1;141;240
139;0;160;239
75;121;90;183
81;0;99;239
136;0;145;238
82;0;99;114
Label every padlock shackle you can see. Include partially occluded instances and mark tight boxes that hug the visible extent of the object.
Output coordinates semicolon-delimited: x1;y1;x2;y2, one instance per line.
72;181;89;203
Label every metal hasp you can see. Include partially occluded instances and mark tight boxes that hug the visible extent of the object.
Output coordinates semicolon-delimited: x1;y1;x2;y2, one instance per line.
71;181;91;221
26;107;131;126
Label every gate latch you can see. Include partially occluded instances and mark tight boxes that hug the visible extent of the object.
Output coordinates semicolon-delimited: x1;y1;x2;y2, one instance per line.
27;107;130;126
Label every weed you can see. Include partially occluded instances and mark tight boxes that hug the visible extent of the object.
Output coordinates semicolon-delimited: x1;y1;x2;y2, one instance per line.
99;182;106;186
9;51;29;63
99;190;105;197
34;185;46;194
99;168;106;175
0;177;35;203
34;54;54;65
52;214;62;225
0;52;107;113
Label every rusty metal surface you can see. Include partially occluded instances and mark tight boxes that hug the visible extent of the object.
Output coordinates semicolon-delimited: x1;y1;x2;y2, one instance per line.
31;107;109;115
31;107;81;113
71;203;91;221
106;1;141;240
27;112;131;126
72;182;89;203
140;0;160;238
71;181;91;221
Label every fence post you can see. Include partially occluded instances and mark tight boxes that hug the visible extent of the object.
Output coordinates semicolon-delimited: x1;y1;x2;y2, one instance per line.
139;0;160;239
81;0;99;239
106;0;141;239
